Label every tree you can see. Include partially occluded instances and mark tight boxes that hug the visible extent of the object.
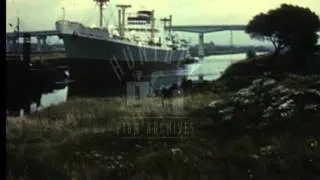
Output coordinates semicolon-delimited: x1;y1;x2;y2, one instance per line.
246;4;320;57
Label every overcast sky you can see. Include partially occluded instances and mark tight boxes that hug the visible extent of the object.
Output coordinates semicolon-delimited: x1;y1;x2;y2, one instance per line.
6;0;320;45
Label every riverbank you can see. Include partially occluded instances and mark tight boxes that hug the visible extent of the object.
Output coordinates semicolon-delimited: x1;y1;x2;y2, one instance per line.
6;69;320;179
220;53;320;80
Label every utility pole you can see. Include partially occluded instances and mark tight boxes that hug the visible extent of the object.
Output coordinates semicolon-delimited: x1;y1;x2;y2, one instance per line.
62;7;66;20
15;17;20;54
16;17;20;34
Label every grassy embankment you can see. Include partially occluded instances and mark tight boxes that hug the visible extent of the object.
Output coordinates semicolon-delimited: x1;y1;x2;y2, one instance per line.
6;53;320;179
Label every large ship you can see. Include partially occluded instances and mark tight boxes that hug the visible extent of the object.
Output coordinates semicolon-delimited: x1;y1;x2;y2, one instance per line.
54;0;189;96
56;0;188;61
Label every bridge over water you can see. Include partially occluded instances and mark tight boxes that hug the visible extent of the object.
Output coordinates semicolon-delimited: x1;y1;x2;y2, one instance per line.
165;25;320;57
6;25;246;55
6;30;60;52
6;25;319;56
165;25;247;57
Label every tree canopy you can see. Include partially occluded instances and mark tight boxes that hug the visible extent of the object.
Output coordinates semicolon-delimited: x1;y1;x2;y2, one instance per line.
246;4;320;56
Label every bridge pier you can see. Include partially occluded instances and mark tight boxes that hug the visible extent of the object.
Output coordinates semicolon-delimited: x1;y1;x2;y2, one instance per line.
6;37;18;53
42;36;47;50
6;38;10;52
36;36;42;52
198;32;205;58
229;30;234;47
36;36;47;52
36;37;41;52
7;31;57;53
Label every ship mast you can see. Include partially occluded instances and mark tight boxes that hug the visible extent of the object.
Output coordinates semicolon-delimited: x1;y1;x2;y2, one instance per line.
116;4;131;38
150;10;155;44
118;9;122;36
169;15;172;35
160;15;172;36
94;0;109;27
160;17;170;32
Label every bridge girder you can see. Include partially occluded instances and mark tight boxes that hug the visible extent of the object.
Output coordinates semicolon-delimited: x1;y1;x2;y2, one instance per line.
165;25;246;33
6;30;58;38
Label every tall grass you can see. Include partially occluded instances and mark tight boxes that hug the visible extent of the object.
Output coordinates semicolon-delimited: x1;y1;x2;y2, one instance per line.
6;91;320;179
6;93;220;179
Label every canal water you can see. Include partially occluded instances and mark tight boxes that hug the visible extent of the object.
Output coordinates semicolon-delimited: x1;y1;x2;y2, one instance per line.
6;63;71;117
145;53;249;92
186;53;248;80
6;53;253;117
7;86;69;117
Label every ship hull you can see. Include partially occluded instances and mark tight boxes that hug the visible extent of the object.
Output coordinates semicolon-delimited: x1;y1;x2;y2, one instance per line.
55;34;188;96
47;57;187;97
60;34;187;62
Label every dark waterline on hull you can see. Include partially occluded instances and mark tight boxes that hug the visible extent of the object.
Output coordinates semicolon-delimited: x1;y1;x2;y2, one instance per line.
44;57;188;97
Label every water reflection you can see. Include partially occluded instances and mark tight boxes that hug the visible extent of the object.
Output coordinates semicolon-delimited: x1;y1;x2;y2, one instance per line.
6;60;72;117
31;86;69;113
